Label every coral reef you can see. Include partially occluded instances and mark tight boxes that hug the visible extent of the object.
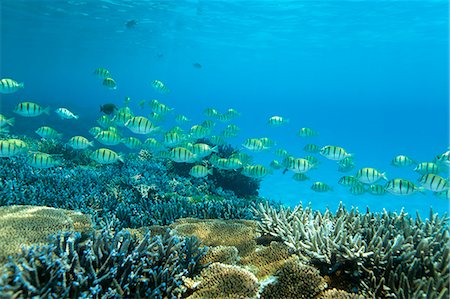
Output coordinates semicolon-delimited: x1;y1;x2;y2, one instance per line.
0;228;206;298
170;218;258;257
240;241;292;279
0;154;265;229
186;262;259;299
201;245;239;265
260;255;328;299
0;205;92;262
315;289;361;299
253;202;450;298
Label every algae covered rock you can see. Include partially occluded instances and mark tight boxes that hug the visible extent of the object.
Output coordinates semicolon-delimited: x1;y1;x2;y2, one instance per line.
0;205;92;261
187;262;259;299
171;218;258;257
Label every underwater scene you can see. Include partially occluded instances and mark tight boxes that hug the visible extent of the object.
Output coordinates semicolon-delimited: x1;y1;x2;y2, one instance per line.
0;0;449;298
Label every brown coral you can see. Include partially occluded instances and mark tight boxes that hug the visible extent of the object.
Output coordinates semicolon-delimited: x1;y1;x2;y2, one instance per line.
187;262;259;299
170;218;258;257
0;205;92;261
240;241;292;279
260;256;328;299
315;288;361;299
201;245;239;265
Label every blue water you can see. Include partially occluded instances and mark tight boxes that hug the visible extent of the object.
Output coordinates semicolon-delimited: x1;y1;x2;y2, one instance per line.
1;0;448;216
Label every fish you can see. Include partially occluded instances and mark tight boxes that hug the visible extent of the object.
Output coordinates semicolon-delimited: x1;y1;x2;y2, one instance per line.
292;173;309;181
355;167;387;184
103;78;117;90
191;143;218;158
89;126;103;136
122;136;142;150
100;104;118;115
385;178;424;195
125;116;157;134
150;101;173;115
91;148;124;164
303;144;320;153
338;157;355;172
414;162;440;175
0;78;24;94
190;125;211;139
94;131;122;146
201;120;216;129
270;160;283;170
268;116;289;126
112;111;133;127
67;136;94;150
149;112;165;123
242;165;272;179
175;115;191;124
434;190;450;200
229;152;253;165
14;102;50;117
304;155;320;167
418;173;449;192
151;80;170;93
338;176;358;186
189;165;213;178
7;139;28;153
0;114;14;127
35;126;63;139
368;185;386;195
203;108;219;118
349;183;366;195
274;149;290;158
192;62;202;69
55;108;79;120
97;115;113;128
144;138;164;152
94;68;111;78
311;182;333;192
28;152;61;168
0;140;21;157
126;19;137;28
285;157;314;173
138;100;146;108
163;132;184;147
391;155;416;167
259;137;276;149
242;138;264;152
297;127;318;138
320;145;351;161
169;147;197;163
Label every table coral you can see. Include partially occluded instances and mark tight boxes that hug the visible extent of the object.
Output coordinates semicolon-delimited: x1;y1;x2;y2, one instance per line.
0;205;92;262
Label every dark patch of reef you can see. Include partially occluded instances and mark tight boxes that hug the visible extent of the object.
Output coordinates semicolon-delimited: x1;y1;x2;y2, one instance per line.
0;138;448;298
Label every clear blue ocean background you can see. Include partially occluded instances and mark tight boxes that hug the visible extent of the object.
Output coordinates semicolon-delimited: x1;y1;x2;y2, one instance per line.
1;0;448;217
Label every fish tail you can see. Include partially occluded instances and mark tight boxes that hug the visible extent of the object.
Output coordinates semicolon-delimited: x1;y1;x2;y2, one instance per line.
19;82;24;89
7;117;15;126
74;114;79;119
118;155;125;163
43;106;50;115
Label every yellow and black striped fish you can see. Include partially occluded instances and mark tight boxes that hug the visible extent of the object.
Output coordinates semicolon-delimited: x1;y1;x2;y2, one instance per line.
384;179;423;195
414;162;440;175
320;145;351;161
311;182;333;192
125;116;156;134
67;136;94;150
391;155;416;167
0;78;24;94
151;80;170;93
28;152;61;168
355;167;387;184
14;102;50;117
0;140;21;157
103;77;117;90
93;67;111;78
169;147;197;163
418;174;449;192
91;148;124;164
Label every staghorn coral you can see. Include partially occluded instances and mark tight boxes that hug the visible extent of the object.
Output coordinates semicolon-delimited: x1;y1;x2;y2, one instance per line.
260;255;328;299
0;228;207;298
240;241;292;280
0;205;92;262
315;288;361;299
187;262;259;299
253;202;450;298
170;218;258;257
201;245;239;265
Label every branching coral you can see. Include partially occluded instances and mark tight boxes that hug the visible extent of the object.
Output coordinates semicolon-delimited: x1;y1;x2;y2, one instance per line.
253;202;450;298
0;205;92;262
0;228;207;298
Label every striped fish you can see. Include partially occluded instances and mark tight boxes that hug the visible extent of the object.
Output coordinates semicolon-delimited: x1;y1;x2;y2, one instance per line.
414;162;440;175
368;184;386;195
274;148;290;158
270;160;283;170
292;173;309;181
338;176;358;186
286;158;314;173
67;136;94;150
151;80;170;93
14;102;50;117
35;126;63;139
242;165;272;179
112;111;133;127
191;143;218;158
297;127;318;138
93;67;111;78
169;147;197;163
89;126;103;136
122;136;142;150
190;125;211;139
163;132;184;147
97;115;112;128
175;114;191;124
385;179;423;195
311;182;333;192
268;116;289;126
125;116;156;134
434;190;450;200
391;155;416;167
203;108;219;118
103;77;117;89
94;131;122;146
28;152;61;168
189;165;213;178
338;157;355;172
320;145;351;161
144;138;164;152
0;78;24;94
242;138;264;152
418;174;449;192
303;143;320;153
0;140;21;157
349;183;366;195
355;167;387;184
7;139;28;154
0;115;14;127
259;137;276;149
91;148;124;164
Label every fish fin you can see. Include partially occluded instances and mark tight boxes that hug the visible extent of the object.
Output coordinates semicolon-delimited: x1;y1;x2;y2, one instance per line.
208;168;213;175
211;145;219;153
43;106;50;115
88;141;95;147
57;133;64;139
7;118;15;126
74;115;79;120
118;155;125;163
381;172;388;181
19;82;24;89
